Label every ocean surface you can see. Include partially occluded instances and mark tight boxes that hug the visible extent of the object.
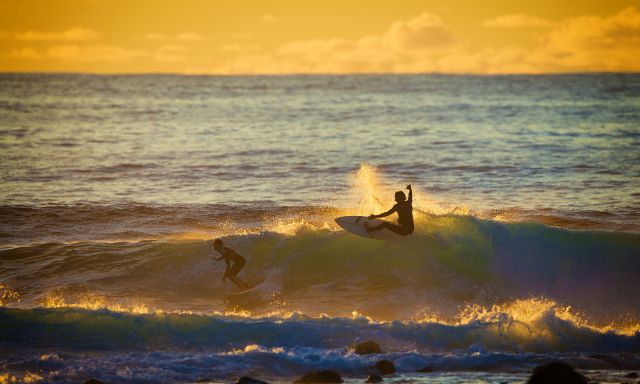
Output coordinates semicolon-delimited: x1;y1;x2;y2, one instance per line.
1;73;640;383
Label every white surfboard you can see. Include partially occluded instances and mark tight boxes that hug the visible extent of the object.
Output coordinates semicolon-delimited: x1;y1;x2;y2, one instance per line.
335;216;400;240
227;280;266;297
224;280;268;307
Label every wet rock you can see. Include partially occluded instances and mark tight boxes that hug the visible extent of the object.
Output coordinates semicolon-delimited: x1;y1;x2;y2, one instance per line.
374;360;395;375
528;361;587;384
84;380;104;384
354;340;382;355
237;377;269;384
623;372;638;378
417;366;434;373
295;370;343;383
365;374;382;383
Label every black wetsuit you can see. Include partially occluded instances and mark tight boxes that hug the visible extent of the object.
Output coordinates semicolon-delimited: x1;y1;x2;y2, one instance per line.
394;200;414;235
369;199;414;236
221;246;246;277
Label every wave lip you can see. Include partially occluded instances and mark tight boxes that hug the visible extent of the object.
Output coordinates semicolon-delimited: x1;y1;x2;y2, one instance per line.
1;307;639;353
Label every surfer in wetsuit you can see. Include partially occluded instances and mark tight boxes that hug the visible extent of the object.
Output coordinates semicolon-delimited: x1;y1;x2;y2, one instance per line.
365;184;414;236
212;238;249;290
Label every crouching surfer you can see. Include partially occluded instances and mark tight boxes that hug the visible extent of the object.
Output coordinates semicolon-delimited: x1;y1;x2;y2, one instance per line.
212;238;249;290
365;184;414;236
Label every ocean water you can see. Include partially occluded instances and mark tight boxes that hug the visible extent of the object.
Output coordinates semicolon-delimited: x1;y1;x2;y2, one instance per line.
1;73;640;383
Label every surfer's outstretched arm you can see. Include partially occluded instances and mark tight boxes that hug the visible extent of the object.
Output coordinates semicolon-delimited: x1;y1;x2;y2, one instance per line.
369;206;396;219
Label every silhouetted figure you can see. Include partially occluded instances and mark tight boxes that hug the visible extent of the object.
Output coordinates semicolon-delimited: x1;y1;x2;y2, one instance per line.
212;238;249;290
365;184;414;236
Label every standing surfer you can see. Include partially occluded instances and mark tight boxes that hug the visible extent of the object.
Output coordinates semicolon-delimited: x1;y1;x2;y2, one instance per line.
211;238;249;290
365;184;414;236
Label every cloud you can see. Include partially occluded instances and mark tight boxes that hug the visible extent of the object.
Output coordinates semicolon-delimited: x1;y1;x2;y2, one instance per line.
483;14;554;28
6;43;148;65
140;32;203;42
275;12;455;57
153;44;188;63
15;27;100;41
215;12;457;74
383;12;456;49
232;33;254;40
6;7;639;73
221;43;261;52
46;44;144;63
5;47;43;59
530;6;640;72
261;14;279;24
544;6;640;50
142;33;166;41
213;7;640;74
175;32;204;42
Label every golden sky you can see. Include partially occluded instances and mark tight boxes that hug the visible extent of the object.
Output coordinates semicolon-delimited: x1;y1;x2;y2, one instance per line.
2;0;639;74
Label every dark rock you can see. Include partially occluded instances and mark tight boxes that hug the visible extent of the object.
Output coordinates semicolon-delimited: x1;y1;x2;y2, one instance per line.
365;374;382;383
295;370;343;383
528;361;587;384
417;366;434;373
354;340;382;355
623;372;638;378
84;380;104;384
374;360;395;375
196;379;211;383
237;377;269;384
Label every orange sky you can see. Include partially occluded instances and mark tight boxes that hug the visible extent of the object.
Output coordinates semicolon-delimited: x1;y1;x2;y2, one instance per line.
1;0;639;74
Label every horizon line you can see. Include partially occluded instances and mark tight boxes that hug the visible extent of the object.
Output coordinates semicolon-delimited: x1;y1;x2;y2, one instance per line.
1;70;639;77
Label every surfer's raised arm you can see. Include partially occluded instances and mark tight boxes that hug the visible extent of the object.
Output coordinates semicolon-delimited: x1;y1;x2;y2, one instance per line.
407;184;412;203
